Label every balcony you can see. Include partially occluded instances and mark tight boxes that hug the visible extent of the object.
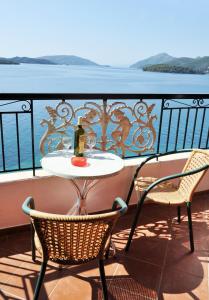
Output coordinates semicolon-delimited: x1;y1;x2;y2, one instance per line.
0;192;209;299
0;93;209;299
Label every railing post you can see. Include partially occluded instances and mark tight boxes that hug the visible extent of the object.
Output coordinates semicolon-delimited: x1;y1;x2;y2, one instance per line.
15;113;21;170
198;108;206;148
0;114;6;171
156;98;164;157
183;109;190;149
174;109;181;152
30;100;36;176
101;98;108;151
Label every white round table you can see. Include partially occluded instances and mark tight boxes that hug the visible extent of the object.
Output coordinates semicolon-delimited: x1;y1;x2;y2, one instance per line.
41;150;124;215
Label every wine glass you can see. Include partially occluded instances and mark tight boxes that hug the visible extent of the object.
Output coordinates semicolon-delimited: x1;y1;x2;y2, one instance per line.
62;136;72;156
86;135;96;157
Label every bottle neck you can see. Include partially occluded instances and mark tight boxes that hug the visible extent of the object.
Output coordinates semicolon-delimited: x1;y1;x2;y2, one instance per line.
78;116;82;126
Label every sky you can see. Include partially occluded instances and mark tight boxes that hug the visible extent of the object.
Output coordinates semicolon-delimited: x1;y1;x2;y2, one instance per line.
1;0;209;66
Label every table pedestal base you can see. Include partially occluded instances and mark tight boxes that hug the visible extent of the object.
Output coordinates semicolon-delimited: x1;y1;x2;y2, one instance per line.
67;178;117;257
67;179;99;215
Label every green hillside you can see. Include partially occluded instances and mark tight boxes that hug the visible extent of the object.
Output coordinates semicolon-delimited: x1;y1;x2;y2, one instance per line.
143;64;204;74
0;58;19;65
168;56;209;73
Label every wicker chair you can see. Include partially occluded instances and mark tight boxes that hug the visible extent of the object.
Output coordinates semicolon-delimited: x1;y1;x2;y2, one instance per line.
22;197;127;300
125;149;209;253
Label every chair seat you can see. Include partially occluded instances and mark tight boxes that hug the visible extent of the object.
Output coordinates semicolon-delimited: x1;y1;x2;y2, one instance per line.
135;177;186;205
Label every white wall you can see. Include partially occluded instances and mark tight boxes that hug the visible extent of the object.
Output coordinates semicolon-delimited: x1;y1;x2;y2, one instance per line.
0;153;209;229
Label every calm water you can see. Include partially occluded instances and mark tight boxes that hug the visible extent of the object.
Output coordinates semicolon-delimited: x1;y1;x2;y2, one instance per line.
0;64;209;93
0;64;209;171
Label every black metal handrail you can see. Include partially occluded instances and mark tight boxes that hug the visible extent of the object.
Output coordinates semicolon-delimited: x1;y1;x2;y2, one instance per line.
0;93;209;176
1;93;209;100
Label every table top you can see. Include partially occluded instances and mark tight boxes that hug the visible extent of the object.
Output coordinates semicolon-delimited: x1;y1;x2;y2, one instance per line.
41;150;124;179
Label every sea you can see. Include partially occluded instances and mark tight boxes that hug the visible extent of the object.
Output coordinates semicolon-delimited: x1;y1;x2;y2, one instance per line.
0;64;209;171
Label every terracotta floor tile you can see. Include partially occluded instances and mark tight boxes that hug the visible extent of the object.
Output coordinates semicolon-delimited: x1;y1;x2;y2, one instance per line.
165;240;208;278
135;203;171;220
0;232;31;254
159;268;208;300
0;289;24;300
0;194;208;299
113;214;133;233
49;269;103;300
170;221;209;251
110;256;161;300
117;235;168;267
111;231;128;252
0;251;25;287
112;216;170;255
135;219;171;239
181;211;206;224
101;285;156;300
0;260;61;300
65;258;119;280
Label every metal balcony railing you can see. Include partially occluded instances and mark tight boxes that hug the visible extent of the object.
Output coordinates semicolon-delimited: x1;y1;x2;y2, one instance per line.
0;93;209;176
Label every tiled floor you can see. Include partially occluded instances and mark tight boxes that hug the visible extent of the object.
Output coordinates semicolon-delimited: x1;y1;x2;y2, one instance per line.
0;193;209;299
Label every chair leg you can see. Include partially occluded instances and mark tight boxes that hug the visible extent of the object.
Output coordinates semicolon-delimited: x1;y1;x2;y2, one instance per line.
34;261;47;300
177;206;181;223
105;246;110;260
99;259;108;300
31;223;36;262
186;202;194;252
32;246;36;262
126;179;135;205
125;195;145;252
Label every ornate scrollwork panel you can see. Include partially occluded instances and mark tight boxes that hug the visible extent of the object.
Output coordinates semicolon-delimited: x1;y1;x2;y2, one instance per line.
40;99;157;157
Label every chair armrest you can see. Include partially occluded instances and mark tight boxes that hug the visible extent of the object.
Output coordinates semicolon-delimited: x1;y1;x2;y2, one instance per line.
143;164;209;197
126;149;193;205
112;197;128;216
22;196;35;215
134;149;193;179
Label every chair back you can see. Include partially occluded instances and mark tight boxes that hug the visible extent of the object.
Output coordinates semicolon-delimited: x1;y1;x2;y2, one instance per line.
23;197;125;264
178;149;209;201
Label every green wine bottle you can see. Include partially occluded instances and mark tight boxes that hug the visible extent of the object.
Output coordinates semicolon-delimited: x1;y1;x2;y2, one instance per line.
74;116;85;157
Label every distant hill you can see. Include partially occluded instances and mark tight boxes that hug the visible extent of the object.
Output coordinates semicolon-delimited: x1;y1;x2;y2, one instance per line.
10;56;56;65
168;56;209;73
132;53;209;74
0;55;100;66
0;57;19;65
130;53;175;69
143;64;204;75
38;55;99;66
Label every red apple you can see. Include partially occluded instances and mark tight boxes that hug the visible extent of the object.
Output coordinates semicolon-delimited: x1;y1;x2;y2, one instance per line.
71;156;87;167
